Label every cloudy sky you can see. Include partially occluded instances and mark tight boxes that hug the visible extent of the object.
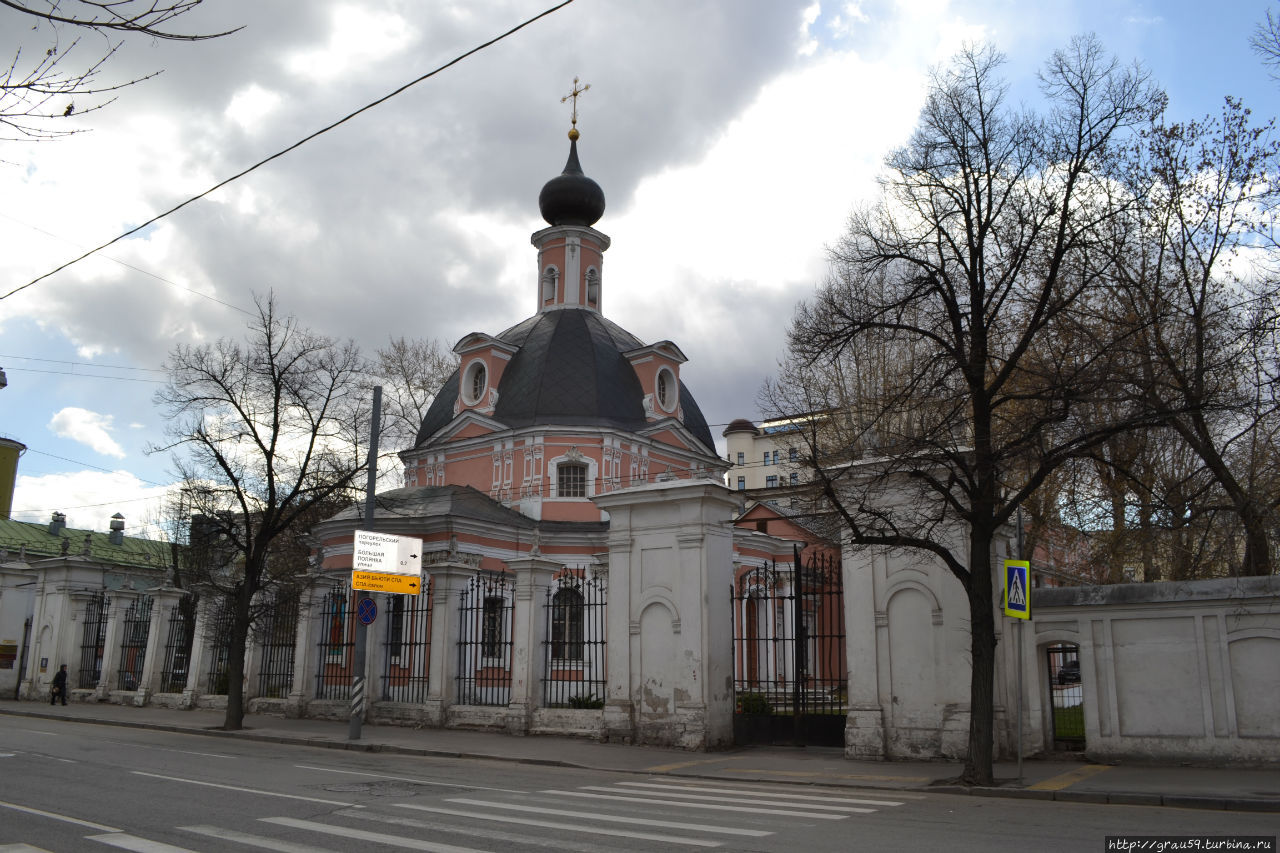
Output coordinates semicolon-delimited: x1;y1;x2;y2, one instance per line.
1;0;1277;537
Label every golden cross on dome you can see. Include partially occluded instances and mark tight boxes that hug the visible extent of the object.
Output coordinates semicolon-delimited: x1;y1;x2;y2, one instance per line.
561;76;590;139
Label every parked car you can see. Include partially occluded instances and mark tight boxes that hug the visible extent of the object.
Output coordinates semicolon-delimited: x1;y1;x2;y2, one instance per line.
1058;659;1081;685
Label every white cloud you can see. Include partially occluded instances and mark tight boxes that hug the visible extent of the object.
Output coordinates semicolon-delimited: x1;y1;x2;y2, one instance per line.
48;407;126;458
225;84;283;131
284;5;416;82
10;470;176;537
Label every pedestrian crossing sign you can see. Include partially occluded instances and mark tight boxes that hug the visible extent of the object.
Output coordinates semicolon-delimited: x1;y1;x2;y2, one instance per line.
1004;559;1031;619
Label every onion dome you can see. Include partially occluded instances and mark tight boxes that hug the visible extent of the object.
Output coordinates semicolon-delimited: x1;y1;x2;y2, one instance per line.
538;130;606;227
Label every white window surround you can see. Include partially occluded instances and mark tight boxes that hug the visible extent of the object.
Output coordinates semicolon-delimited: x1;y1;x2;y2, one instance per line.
547;451;599;499
655;365;678;414
462;358;488;406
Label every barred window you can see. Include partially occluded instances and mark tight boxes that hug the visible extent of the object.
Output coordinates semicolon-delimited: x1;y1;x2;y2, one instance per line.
550;587;585;661
558;463;587;498
481;597;506;658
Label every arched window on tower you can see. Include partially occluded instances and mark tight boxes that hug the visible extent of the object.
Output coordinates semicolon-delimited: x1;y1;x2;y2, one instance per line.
542;266;559;303
557;462;587;498
585;267;600;307
550;587;585;661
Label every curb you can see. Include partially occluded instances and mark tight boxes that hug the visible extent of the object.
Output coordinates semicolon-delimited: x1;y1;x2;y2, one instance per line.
5;708;1279;813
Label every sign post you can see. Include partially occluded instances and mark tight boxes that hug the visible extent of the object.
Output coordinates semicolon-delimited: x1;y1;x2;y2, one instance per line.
349;385;380;742
1005;552;1031;782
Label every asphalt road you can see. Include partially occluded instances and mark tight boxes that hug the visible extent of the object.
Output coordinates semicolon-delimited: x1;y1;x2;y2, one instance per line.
0;718;1275;852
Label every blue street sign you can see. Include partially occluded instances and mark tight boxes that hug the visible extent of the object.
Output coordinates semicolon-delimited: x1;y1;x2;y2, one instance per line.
357;597;378;626
1004;559;1031;619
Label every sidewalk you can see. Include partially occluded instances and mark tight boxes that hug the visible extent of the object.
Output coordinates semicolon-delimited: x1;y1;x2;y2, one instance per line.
1;699;1276;812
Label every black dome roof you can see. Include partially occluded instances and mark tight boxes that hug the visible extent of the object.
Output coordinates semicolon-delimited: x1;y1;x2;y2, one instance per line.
414;309;715;452
538;137;605;227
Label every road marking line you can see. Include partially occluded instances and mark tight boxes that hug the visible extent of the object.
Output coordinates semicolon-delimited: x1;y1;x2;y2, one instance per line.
180;824;343;853
85;833;197;852
643;756;751;772
1027;765;1112;791
0;798;120;832
390;805;723;848
0;844;52;852
618;781;905;807
444;797;772;836
540;789;847;819
724;768;933;783
338;809;608;853
103;739;231;759
260;816;505;852
293;764;526;794
575;785;875;813
130;771;363;807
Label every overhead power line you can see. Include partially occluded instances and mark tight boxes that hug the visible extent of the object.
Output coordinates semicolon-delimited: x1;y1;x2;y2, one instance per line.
1;0;578;303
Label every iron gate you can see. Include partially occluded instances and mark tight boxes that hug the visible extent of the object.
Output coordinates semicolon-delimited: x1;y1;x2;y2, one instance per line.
116;596;152;691
159;596;196;693
457;574;513;706
204;602;235;695
315;586;355;700
381;582;432;703
732;545;847;746
255;593;298;699
77;592;107;689
542;573;606;708
1047;643;1085;750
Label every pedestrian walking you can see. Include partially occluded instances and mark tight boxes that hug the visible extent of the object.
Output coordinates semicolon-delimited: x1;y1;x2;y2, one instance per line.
50;664;68;706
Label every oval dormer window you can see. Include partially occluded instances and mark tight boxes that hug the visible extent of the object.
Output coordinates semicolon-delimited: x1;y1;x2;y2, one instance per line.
463;360;487;406
656;366;677;414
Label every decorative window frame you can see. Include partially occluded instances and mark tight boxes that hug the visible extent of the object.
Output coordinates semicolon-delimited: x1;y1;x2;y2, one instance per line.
461;358;488;407
542;265;560;303
548;448;598;499
654;365;678;414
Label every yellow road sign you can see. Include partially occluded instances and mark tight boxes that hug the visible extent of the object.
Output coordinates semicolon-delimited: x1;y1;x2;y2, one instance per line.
351;570;422;595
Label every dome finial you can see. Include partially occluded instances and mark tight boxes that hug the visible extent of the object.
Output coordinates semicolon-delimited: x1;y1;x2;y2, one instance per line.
561;76;590;141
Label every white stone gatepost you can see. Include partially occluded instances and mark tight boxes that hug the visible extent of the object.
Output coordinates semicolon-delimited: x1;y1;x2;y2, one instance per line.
593;478;738;750
180;593;217;709
135;587;183;707
842;549;887;759
504;554;560;735
420;562;475;726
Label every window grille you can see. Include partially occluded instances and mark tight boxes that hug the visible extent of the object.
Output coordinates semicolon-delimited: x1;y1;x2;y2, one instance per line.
543;575;607;707
456;574;512;706
557;463;587;498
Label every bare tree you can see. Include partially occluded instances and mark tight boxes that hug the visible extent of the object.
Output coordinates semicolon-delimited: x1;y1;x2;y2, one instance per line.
151;294;368;730
1254;5;1280;81
1;0;238;141
772;38;1160;785
1110;97;1280;576
368;336;458;452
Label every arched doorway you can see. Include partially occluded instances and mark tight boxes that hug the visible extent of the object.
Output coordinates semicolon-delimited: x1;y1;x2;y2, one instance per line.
1045;643;1085;751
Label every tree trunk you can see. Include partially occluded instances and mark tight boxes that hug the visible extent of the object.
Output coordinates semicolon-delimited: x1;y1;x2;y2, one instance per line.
1240;505;1273;577
961;531;997;786
221;585;253;731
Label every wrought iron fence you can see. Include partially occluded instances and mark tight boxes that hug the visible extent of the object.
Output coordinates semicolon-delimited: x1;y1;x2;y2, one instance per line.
456;574;512;706
542;574;606;708
381;582;432;703
159;596;196;693
731;546;847;746
315;586;355;700
116;596;152;691
77;592;107;689
204;602;235;695
255;593;298;699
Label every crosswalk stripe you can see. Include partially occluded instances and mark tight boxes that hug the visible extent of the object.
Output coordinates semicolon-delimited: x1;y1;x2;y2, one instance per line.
336;808;612;853
0;799;120;832
180;824;343;852
85;833;197;853
131;772;361;807
623;781;906;807
540;789;848;819
0;845;52;852
586;784;876;812
392;803;724;848
444;797;772;837
260;817;487;853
